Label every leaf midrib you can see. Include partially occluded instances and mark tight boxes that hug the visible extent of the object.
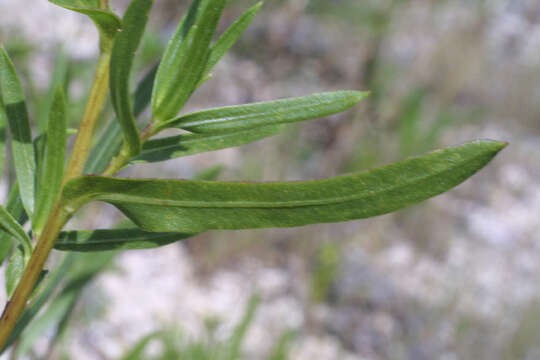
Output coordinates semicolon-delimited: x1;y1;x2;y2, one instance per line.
93;150;484;209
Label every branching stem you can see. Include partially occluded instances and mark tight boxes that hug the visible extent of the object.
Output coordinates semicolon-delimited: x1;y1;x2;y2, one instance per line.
0;38;113;350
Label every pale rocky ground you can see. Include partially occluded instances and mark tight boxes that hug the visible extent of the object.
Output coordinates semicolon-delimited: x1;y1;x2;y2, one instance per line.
1;0;540;359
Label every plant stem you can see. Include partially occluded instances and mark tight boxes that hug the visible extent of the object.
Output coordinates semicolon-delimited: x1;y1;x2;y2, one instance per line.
0;204;70;348
0;38;113;350
102;121;156;176
63;48;112;183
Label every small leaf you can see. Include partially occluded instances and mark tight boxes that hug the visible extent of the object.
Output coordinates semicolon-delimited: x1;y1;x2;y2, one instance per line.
61;140;506;233
55;228;196;252
48;0;121;43
0;204;32;261
132;125;282;164
199;1;262;84
109;0;154;158
5;246;24;298
0;47;36;216
157;91;369;134
0;186;28;265
151;0;226;122
85;64;157;174
33;87;67;235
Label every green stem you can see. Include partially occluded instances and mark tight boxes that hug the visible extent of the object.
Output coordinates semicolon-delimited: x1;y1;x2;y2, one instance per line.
102;121;157;176
0;38;113;350
63;48;111;183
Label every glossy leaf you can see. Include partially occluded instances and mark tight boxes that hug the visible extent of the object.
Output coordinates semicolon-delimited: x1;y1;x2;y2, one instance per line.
109;0;154;157
55;228;196;252
85;64;157;174
199;2;262;84
158;91;369;133
132;125;282;164
48;0;121;42
0;47;36;216
151;0;226;122
62;140;505;233
34;87;67;235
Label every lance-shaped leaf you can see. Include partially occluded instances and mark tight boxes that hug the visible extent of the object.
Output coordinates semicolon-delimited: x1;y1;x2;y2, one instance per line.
132;125;282;164
157;91;369;134
61;140;505;233
48;0;121;43
33;87;67;235
151;0;226;122
55;228;196;252
0;47;36;216
86;64;158;174
109;0;154;158
199;2;262;84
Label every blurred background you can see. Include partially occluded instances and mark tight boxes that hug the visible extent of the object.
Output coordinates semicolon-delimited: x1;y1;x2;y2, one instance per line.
1;0;540;359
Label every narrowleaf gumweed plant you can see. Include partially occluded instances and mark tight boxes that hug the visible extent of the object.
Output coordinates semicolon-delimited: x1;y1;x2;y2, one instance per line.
0;0;505;350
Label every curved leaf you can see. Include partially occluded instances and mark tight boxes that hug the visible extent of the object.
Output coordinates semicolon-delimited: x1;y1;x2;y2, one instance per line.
0;205;32;260
48;0;121;42
34;87;67;235
132;125;282;164
55;229;196;252
0;186;27;265
109;0;154;157
0;47;36;216
158;91;369;134
151;0;226;122
61;140;506;233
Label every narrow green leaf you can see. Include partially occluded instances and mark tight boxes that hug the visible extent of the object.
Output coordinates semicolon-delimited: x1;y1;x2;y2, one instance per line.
55;228;196;252
0;185;28;265
109;0;154;157
5;246;24;298
37;49;68;132
48;0;121;42
132;125;282;164
0;47;36;216
33;87;67;235
0;101;7;179
158;91;369;134
151;0;202;116
0;205;32;260
62;140;506;233
85;64;158;174
121;331;167;360
151;0;226;122
199;2;262;83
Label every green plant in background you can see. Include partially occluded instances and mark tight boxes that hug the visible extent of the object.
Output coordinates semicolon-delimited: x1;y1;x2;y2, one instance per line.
0;0;505;354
